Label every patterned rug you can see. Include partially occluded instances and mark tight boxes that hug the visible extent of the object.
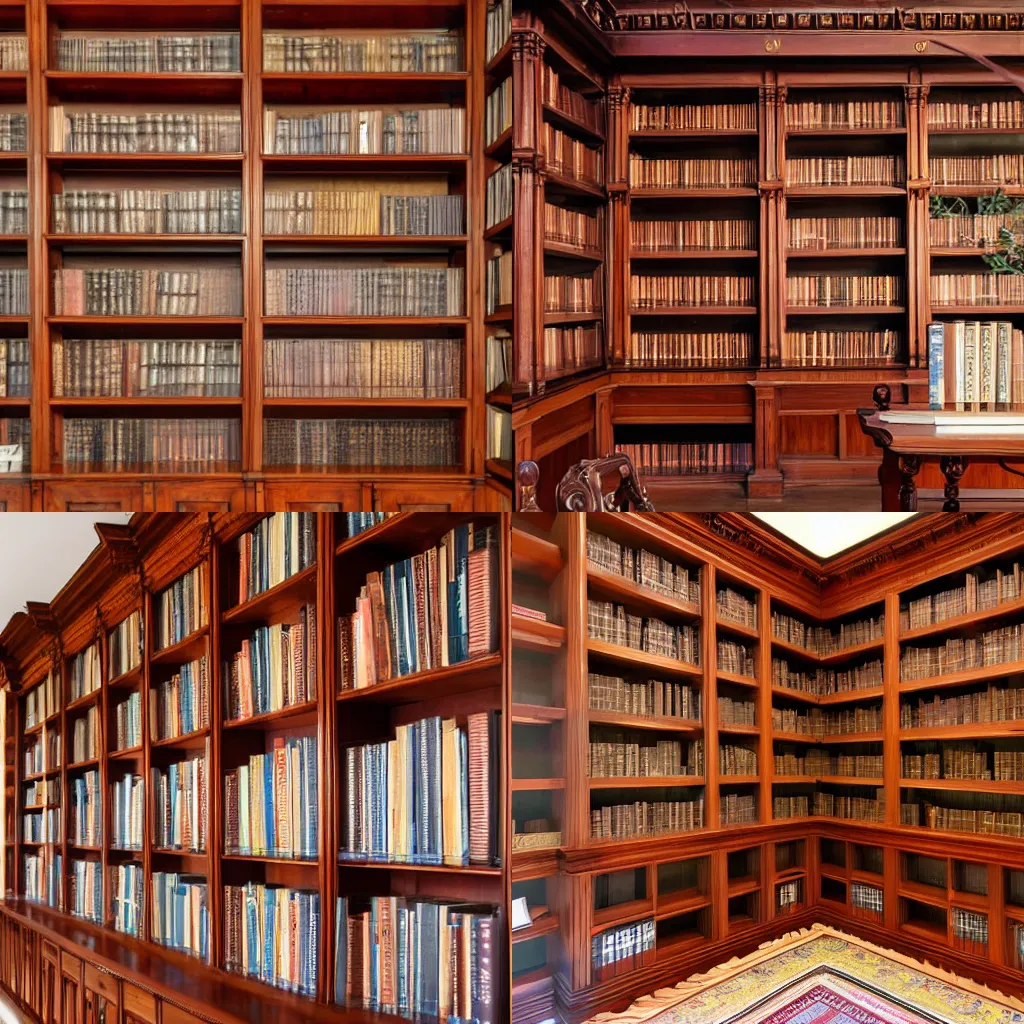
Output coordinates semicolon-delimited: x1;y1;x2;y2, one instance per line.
584;924;1024;1024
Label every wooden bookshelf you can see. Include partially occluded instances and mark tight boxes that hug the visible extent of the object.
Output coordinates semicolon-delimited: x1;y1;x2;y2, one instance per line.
0;511;509;1022
513;512;1024;1023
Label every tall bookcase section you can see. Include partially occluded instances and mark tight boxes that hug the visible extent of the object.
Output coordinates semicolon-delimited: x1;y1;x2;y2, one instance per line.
769;596;887;832
256;0;478;503
0;0;27;506
484;0;512;490
510;512;565;1024
334;513;505;1016
41;0;247;495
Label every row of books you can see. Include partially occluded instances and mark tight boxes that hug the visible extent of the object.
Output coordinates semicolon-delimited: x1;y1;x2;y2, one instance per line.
109;610;143;680
851;884;884;915
23;810;59;843
588;600;702;665
0;267;27;315
113;863;143;936
152;872;209;961
592;919;655;978
487;406;511;462
264;187;464;237
719;695;756;726
771;610;885;657
632;217;755;252
542;65;603;134
341;514;393;539
486;77;511;147
263;107;465;156
153;756;206;852
775;795;809;819
807;753;883;776
588;737;704;779
486;0;511;64
953;908;989;946
114;692;141;752
0;190;26;234
112;772;144;850
771;704;883;735
718;639;754;677
338;521;496;689
900;684;1024;728
786;274;903;307
156;563;208;650
69;643;101;702
545;202;601;251
49;108;242;154
717;586;757;629
64;417;241;472
928;213;1019;249
55;33;239;73
224;737;317;859
927;93;1024;130
590;796;704;841
263;30;462;74
930;155;1024;186
153;656;208;740
784;99;904;130
629;155;757;190
813;790;885;822
0;35;24;71
927;320;1024;407
721;792;757;824
545;124;603;186
543;325;603;377
263;337;462;400
53;187;242;235
786;155;905;187
225;608;316;722
586;531;701;603
589;673;701;720
631;101;756;132
783;330;902;366
901;561;1024;631
901;624;1024;681
0;338;29;398
544;271;599;314
262;417;458;469
788;215;902;250
71;707;98;763
237;513;317;603
23;739;43;775
486;250;512;314
0;112;26;153
901;745;1002;781
337;895;498;1020
264;263;464;318
931;275;1024;306
616;442;754;477
903;798;1024;837
24;852;62;909
224;884;319;998
0;416;28;470
340;714;499;867
54;339;241;399
631;273;754;308
25;671;60;727
720;744;757;775
53;266;243;317
69;769;101;847
772;657;883;696
487;163;511;228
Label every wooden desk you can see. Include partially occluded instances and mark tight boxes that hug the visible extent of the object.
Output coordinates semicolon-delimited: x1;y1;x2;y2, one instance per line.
858;386;1024;510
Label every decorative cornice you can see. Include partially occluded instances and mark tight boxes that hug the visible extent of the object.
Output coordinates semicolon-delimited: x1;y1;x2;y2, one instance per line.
695;514;825;585
589;4;1024;33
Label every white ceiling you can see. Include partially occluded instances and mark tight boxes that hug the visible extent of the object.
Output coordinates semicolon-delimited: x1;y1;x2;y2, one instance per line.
0;513;132;632
751;513;919;558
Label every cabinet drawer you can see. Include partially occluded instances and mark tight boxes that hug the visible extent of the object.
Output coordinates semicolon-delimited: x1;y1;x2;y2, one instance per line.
84;964;118;1003
44;482;143;511
61;950;81;976
123;983;156;1023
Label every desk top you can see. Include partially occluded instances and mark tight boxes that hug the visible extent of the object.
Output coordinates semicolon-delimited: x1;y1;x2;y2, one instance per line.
858;408;1024;458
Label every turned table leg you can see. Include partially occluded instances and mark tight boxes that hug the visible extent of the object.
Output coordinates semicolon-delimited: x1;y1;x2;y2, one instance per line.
940;455;967;512
898;455;922;512
879;450;902;511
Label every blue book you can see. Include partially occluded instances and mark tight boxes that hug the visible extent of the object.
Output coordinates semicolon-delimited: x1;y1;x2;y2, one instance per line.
334;898;347;1004
928;321;946;409
384;562;399;677
455;524;470;662
263;754;276;854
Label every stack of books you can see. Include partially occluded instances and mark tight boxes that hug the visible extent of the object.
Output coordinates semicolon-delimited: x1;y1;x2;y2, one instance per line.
152;755;207;852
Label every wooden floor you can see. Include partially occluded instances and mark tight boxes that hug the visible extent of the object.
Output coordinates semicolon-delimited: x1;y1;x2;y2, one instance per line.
649;484;1024;511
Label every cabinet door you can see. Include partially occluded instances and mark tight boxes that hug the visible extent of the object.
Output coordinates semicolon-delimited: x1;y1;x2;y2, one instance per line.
84;965;118;1024
262;481;362;511
152;481;247;511
372;483;477;511
122;982;156;1024
62;952;82;1024
23;927;38;1013
41;941;59;1024
0;482;27;510
44;483;144;511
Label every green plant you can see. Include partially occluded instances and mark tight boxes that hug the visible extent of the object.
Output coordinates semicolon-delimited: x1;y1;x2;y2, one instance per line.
931;189;1024;273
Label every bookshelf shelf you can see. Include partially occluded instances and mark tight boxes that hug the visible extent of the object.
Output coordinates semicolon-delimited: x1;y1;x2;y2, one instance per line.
149;729;210;750
511;527;562;580
717;617;760;641
630;128;758;139
544;241;604;262
817;687;886;705
513;703;567;725
771;685;818;705
64;689;99;712
629;306;758;316
513;777;565;791
512;613;566;652
822;732;884;745
899;659;1024;694
513;914;560;944
931;306;1024;315
588;710;702;733
261;234;468;248
221;563;318;625
718;723;759;736
542;102;604;144
631;249;758;260
589;775;704;789
587;638;703;680
588;566;701;623
785;186;906;197
900;778;1024;794
335;651;502;706
544;311;603;325
787;248;907;259
631;188;758;199
544;172;604;200
786;306;906;316
720;775;758;785
717;670;758;690
149;627;209;666
818;637;886;666
900;724;1024;741
786;127;907;137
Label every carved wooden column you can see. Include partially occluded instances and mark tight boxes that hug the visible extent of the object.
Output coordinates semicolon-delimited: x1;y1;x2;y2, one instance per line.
905;79;930;370
594;385;614;455
512;22;545;394
759;77;784;369
606;82;630;367
748;380;784;497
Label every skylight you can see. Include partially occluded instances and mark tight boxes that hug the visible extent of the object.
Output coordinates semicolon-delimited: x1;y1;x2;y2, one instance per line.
750;513;919;559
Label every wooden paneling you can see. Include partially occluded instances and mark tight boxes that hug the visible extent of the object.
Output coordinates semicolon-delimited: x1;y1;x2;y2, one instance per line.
779;414;837;457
